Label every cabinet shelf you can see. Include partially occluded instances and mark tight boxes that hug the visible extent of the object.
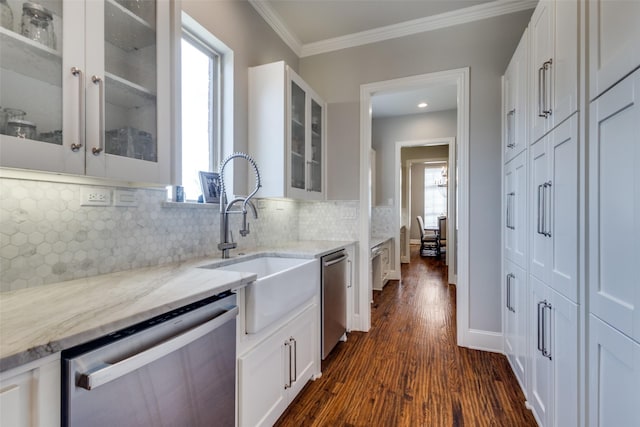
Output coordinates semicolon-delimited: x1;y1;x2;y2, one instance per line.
105;72;156;108
105;0;156;53
0;27;62;87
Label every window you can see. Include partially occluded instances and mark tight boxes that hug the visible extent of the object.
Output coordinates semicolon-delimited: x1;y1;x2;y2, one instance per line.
180;31;220;201
423;163;447;228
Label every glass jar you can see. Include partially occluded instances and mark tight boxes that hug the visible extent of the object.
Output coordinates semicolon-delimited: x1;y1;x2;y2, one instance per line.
7;119;37;139
21;2;56;50
0;0;14;31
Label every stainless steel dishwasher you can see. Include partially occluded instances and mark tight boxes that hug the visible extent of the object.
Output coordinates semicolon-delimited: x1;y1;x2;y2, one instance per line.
322;250;348;360
61;291;238;427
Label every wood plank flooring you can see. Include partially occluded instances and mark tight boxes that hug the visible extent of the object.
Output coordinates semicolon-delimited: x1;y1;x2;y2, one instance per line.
274;245;537;427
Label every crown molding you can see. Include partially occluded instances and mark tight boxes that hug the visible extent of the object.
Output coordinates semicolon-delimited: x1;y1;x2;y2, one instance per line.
249;0;303;57
250;0;537;59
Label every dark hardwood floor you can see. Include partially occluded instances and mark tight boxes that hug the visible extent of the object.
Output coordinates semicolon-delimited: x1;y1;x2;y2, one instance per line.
274;245;537;427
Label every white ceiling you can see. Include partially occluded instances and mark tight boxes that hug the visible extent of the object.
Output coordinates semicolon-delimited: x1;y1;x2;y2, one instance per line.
371;84;458;118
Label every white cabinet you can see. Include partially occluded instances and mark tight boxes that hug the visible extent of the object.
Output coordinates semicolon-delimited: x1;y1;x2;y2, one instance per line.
588;0;640;100
504;259;528;394
529;276;579;427
588;69;640;343
0;0;171;184
529;114;578;303
238;303;319;427
504;150;527;269
0;354;61;427
588;315;640;427
504;28;529;162
529;0;578;143
249;61;326;200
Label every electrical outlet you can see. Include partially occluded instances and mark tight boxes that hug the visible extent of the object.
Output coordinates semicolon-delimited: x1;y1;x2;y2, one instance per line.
114;189;137;207
81;187;112;206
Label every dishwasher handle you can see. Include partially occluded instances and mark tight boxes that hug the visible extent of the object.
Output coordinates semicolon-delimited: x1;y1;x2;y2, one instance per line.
77;305;239;391
323;253;348;267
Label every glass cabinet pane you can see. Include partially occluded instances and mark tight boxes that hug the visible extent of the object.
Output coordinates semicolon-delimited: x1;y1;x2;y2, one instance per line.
0;0;63;144
104;0;157;162
309;99;322;192
290;81;305;190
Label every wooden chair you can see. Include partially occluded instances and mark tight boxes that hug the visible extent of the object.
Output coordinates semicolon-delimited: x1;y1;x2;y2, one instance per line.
437;216;447;257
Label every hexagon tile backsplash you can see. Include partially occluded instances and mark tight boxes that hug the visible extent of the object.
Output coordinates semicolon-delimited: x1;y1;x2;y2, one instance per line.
0;179;359;292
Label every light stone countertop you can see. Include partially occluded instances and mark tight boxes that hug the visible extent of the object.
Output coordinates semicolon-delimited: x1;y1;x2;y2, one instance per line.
0;240;356;372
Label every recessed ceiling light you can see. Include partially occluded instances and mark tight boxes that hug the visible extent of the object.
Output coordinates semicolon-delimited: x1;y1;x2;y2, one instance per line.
418;102;428;108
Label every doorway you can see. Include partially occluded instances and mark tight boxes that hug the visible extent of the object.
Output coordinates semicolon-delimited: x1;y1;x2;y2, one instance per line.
358;68;470;347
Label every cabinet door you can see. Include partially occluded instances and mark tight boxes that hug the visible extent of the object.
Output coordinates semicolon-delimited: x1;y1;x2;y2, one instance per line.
530;136;550;283
504;260;527;393
288;304;319;398
288;74;308;198
308;98;323;194
529;0;553;143
551;0;578;126
238;330;289;427
85;0;170;184
549;115;578;303
589;69;640;342
0;370;32;427
505;28;529;162
589;0;640;100
505;151;527;268
588;315;640;427
529;276;552;427
550;288;578;427
0;0;84;175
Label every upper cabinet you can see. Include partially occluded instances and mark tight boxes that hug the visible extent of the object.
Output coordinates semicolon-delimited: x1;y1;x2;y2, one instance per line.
529;0;578;144
503;28;529;162
249;61;326;200
0;0;171;185
589;0;640;101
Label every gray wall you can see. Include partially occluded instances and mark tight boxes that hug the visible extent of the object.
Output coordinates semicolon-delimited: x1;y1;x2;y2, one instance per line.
300;10;532;333
373;109;457;204
181;1;299;194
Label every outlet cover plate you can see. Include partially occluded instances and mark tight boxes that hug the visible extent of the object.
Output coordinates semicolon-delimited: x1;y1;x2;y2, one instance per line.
114;189;137;207
81;187;112;206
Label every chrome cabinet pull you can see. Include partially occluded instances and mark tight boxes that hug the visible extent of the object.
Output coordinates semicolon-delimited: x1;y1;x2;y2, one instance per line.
306;161;311;191
537;184;544;235
542;302;553;360
77;306;239;390
290;337;297;384
347;259;353;288
538;66;545;118
507;109;516;148
507;273;516;312
544;181;552;237
537;300;544;353
507;192;516;230
70;67;84;152
284;340;292;389
91;75;104;155
542;59;553;117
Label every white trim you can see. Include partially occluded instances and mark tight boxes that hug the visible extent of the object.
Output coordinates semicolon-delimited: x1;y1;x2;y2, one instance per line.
465;329;504;353
360;68;470;348
248;0;303;57
250;0;537;58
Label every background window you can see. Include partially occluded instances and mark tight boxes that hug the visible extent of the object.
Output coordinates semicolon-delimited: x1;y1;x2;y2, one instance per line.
423;164;447;228
181;32;220;201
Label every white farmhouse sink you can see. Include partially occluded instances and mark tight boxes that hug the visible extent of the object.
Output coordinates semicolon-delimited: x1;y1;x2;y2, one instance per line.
215;257;319;333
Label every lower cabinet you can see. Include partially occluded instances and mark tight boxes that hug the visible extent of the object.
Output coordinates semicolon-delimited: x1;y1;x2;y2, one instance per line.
504;259;528;394
529;276;579;427
238;303;318;427
588;315;640;427
0;354;60;427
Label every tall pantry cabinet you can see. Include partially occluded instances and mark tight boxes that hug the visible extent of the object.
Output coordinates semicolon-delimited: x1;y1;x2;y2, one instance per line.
503;0;640;425
502;0;579;425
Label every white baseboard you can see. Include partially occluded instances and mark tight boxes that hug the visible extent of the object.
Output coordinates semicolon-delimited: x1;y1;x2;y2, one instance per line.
410;238;421;245
401;256;410;263
462;329;503;353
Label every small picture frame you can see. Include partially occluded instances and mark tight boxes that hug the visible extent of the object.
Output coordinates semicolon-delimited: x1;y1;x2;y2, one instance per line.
199;171;221;203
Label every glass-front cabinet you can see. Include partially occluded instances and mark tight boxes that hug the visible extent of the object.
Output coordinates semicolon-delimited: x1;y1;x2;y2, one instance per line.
249;60;325;201
0;0;171;184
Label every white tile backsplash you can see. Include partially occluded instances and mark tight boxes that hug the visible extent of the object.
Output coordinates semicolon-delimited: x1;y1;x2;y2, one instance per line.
0;178;358;292
371;206;395;237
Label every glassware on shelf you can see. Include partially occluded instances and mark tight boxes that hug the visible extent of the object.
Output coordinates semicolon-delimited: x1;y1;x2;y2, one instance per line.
106;126;156;161
1;0;14;31
7;118;36;139
5;108;26;121
21;2;56;50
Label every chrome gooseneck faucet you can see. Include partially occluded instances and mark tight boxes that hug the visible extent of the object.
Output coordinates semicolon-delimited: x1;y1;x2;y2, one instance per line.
218;152;262;258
